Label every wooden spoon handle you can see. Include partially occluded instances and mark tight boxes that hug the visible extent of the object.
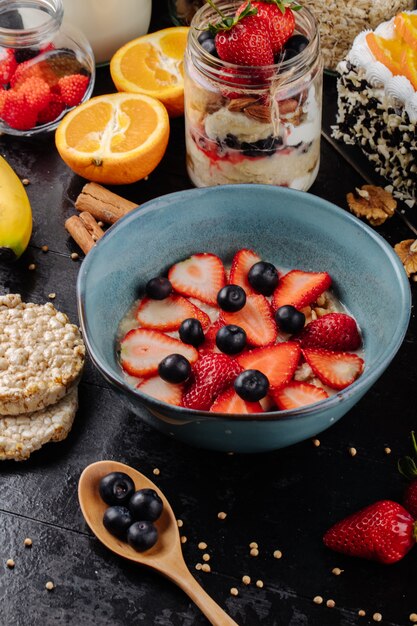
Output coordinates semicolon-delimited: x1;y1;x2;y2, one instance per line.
167;560;239;626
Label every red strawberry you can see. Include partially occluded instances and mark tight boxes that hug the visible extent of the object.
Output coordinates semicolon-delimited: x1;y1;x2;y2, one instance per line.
222;294;277;347
182;353;242;410
120;329;198;377
210;387;263;413
237;342;300;389
136;295;210;332
272;380;328;410
398;431;417;519
18;77;51;112
168;253;226;306
0;89;7;115
199;319;224;354
296;312;362;351
323;500;416;564
1;90;37;130
215;15;274;66
137;376;184;406
0;49;17;84
302;348;364;391
272;269;332;310
229;248;262;295
237;1;296;54
57;73;89;107
37;99;65;124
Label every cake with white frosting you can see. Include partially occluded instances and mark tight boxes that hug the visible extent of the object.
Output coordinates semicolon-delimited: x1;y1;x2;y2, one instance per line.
333;11;417;205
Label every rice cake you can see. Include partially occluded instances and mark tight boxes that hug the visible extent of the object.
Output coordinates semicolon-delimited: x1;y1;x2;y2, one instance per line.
0;386;78;461
0;294;85;415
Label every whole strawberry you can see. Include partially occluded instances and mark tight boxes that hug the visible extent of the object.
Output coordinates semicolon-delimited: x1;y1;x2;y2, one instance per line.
398;431;417;518
295;312;362;351
182;352;242;410
237;0;296;54
323;500;416;564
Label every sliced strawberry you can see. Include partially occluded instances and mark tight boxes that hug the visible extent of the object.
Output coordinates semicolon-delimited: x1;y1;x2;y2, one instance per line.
182;353;242;410
199;319;224;354
273;381;329;410
137;376;184;406
295;312;362;351
222;294;277;347
302;348;364;391
136;295;210;332
120;329;198;377
237;342;300;390
210;387;263;414
229;248;262;295
272;270;332;310
168;253;226;305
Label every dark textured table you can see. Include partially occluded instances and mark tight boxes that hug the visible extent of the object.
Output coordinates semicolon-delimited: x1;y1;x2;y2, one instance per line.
1;11;417;626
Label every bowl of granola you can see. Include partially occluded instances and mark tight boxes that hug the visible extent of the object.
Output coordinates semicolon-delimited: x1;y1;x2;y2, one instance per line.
77;184;411;453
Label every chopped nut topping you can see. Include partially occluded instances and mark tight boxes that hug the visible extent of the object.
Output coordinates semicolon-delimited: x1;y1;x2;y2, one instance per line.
313;596;323;605
394;239;417;278
227;97;258;112
346;185;396;226
244;104;271;123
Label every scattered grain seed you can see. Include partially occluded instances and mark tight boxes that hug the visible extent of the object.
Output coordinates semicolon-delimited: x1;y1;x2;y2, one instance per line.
313;596;323;605
45;581;55;591
326;599;336;608
373;613;382;622
28;263;36;271
230;587;239;596
152;468;160;476
332;567;344;576
242;575;251;585
358;610;366;617
24;538;32;547
22;178;30;186
217;512;227;520
97;221;104;227
6;559;15;569
249;542;258;549
349;447;357;457
195;563;202;571
409;613;417;623
198;542;207;550
41;245;49;252
48;293;56;299
273;549;282;559
312;438;321;447
180;536;187;544
144;176;149;181
201;563;211;572
256;580;264;588
71;252;79;261
177;519;183;528
202;553;210;562
384;447;392;455
250;548;259;557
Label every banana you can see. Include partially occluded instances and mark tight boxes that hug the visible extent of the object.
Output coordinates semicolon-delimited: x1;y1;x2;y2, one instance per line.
0;155;32;261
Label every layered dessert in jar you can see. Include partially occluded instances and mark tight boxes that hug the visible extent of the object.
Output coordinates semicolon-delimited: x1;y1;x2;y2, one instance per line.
184;0;323;190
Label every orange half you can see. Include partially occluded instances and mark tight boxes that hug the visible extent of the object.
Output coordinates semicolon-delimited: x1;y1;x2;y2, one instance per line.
401;46;417;90
110;27;189;117
55;93;170;184
395;12;417;51
366;32;404;75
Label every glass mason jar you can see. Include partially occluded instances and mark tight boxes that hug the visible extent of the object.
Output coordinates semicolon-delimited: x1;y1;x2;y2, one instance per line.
184;1;323;190
0;0;95;136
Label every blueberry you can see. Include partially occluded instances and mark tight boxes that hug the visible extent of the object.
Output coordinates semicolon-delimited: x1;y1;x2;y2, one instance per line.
129;488;163;522
275;305;305;334
179;318;205;347
103;506;134;539
234;369;269;402
248;261;279;296
201;38;218;56
281;47;298;62
197;30;214;44
145;277;172;300
99;472;136;506
224;133;239;149
216;325;246;355
14;47;40;63
127;521;158;552
217;284;246;312
285;34;309;55
158;353;191;383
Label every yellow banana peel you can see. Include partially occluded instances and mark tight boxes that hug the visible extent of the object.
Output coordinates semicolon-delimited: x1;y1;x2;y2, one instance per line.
0;155;32;261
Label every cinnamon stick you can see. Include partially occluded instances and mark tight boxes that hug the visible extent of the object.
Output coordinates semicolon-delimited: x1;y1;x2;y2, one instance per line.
75;182;137;224
78;211;105;242
65;215;95;254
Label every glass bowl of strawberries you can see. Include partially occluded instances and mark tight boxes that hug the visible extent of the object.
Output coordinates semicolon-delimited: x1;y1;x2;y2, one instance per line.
77;184;411;453
0;0;95;135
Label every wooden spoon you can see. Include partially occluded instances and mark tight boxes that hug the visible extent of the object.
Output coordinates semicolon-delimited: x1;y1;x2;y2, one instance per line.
78;460;239;626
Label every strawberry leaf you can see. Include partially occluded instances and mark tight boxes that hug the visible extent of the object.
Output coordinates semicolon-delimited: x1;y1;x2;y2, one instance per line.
204;0;258;34
398;431;417;479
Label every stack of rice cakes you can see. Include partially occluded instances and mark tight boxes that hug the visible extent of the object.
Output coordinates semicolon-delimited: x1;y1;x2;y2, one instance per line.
0;294;85;461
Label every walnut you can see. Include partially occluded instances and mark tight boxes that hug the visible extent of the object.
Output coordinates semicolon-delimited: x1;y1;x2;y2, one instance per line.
394;239;417;278
346;185;397;226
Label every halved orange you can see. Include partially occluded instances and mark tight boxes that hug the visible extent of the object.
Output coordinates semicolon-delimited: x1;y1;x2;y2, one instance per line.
110;27;189;118
55;93;170;185
366;32;404;75
395;13;417;51
401;46;417;89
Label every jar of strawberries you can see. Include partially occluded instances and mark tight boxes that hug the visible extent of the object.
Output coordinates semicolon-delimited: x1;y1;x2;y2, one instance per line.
0;0;95;135
184;0;323;190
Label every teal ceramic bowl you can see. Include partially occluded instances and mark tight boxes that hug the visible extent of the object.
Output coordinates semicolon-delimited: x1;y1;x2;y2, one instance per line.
77;185;411;453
